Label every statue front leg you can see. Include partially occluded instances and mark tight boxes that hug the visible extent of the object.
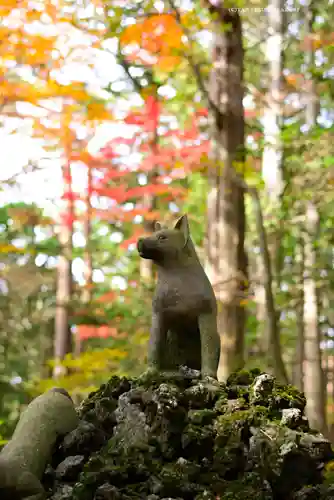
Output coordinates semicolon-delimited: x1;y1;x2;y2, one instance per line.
198;312;220;379
148;312;168;371
139;313;168;383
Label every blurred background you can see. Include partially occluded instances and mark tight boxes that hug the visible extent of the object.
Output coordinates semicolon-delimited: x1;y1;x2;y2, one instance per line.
0;0;333;444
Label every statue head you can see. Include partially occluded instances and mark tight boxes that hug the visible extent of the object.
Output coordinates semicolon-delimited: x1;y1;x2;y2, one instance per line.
137;214;190;263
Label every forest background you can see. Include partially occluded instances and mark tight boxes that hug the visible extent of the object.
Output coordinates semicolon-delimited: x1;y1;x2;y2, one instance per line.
0;0;333;445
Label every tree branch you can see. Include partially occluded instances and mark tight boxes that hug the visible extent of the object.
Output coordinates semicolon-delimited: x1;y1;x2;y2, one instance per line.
228;168;289;383
166;0;221;116
116;49;144;93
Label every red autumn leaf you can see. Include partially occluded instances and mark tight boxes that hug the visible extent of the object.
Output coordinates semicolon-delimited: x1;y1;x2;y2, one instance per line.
92;208;161;223
99;146;117;160
77;325;124;340
62;166;72;183
181;123;199;140
124;113;145;126
77;325;96;340
96;169;132;184
139;143;151;153
62;191;79;201
178;143;209;158
245;109;258;119
124;184;185;199
60;212;75;227
104;137;136;147
140;153;175;171
196;108;208;117
145;95;161;132
77;325;109;340
93;186;127;202
97;291;117;303
96;325;112;338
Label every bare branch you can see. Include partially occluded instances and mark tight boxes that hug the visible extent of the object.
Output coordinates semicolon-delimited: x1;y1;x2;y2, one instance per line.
116;49;144;93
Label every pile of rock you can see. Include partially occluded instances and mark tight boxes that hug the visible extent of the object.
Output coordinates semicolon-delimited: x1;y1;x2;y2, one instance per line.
43;368;334;500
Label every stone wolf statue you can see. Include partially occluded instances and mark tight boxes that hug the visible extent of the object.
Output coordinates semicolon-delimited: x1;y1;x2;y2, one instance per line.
137;214;220;379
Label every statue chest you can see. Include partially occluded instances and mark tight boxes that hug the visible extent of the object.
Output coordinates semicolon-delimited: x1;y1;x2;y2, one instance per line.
153;276;212;317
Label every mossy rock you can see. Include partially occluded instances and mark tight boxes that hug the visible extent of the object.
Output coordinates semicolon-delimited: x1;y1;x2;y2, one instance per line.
43;369;334;500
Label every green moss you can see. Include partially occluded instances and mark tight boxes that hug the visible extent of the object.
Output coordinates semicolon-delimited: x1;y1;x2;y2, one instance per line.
158;460;201;496
215;397;248;415
227;385;250;400
45;368;333;500
226;368;262;387
215;406;269;441
136;368;199;391
184;381;222;409
219;472;273;499
214;394;228;413
188;409;217;425
270;383;307;416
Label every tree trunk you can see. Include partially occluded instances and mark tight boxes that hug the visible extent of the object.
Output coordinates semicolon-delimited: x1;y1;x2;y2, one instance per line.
258;0;287;380
251;190;288;383
140;177;157;282
206;5;247;381
302;1;327;434
292;238;305;392
53;135;74;378
262;0;285;201
303;203;326;432
254;252;267;357
140;96;160;283
75;165;93;358
41;320;54;379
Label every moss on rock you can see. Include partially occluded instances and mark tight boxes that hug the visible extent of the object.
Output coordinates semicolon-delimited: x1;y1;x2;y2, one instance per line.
43;370;334;500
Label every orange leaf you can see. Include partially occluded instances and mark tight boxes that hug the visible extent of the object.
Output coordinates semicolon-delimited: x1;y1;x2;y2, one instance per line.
87;102;113;121
285;73;302;87
156;55;182;72
25;10;42;22
70;151;94;164
120;14;183;56
120;23;143;46
143;15;183;51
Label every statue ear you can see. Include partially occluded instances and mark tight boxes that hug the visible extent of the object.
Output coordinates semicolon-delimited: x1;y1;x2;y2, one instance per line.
154;221;163;232
174;214;189;244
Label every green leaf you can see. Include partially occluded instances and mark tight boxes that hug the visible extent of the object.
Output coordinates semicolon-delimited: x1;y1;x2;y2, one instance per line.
324;156;334;168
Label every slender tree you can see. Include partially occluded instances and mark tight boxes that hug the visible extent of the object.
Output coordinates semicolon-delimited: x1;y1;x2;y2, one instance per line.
292;238;305;392
74;162;94;359
302;1;327;435
257;0;288;381
53;106;75;377
262;0;286;200
205;3;247;381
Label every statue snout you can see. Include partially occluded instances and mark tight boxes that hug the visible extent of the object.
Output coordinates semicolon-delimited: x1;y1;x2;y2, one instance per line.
137;237;159;260
137;237;148;256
